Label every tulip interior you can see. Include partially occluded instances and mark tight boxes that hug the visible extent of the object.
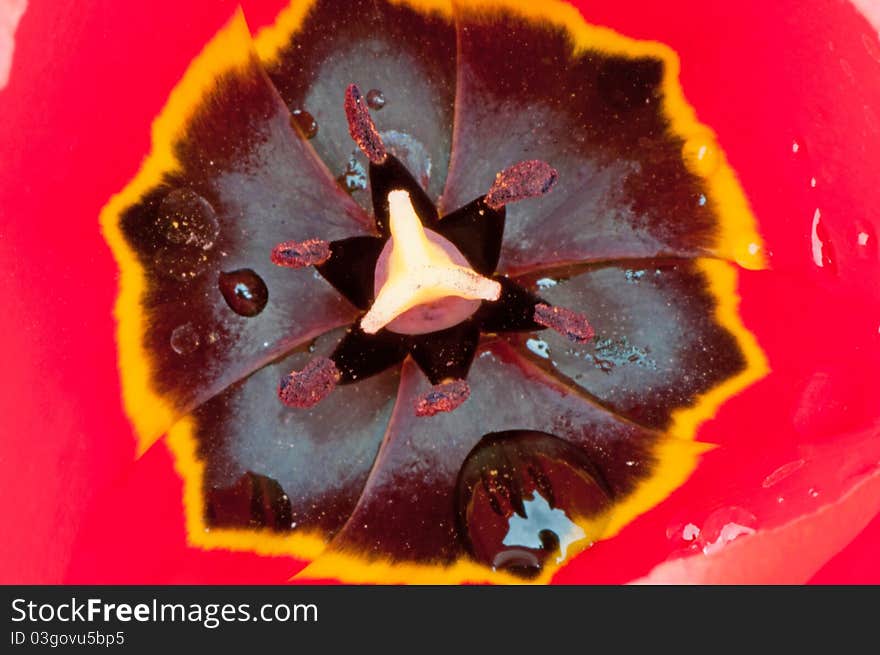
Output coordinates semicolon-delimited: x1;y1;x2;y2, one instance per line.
100;0;771;583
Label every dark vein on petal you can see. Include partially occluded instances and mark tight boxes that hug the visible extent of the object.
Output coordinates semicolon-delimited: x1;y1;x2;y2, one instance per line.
254;54;375;233
505;254;736;282
167;316;357;430
318;355;419;553
438;0;466;216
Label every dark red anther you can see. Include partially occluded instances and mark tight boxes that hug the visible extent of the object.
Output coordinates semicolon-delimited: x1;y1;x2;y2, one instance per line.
484;160;559;210
414;379;471;417
278;357;340;408
344;84;387;164
271;239;331;268
534;303;595;344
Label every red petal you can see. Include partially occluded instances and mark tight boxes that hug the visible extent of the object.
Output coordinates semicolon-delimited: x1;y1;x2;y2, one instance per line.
3;0;880;584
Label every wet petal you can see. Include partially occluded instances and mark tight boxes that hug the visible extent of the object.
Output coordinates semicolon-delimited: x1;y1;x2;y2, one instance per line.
513;259;766;432
101;11;370;449
257;0;457;210
443;0;763;273
166;329;400;559
303;341;702;583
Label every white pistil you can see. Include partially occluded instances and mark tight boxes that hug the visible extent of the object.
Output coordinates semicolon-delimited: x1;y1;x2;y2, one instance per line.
360;190;501;334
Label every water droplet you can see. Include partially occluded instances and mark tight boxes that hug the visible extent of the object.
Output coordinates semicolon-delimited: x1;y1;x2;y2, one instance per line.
808;487;820;498
762;459;806;488
698;193;707;206
456;431;612;577
535;277;558;289
526;338;551;359
170;322;200;355
206;472;293;532
290;108;318;139
681;523;700;541
682;132;720;177
218;269;269;317
792;140;800;153
698;507;757;556
156;188;219;250
810;208;837;272
855;221;877;260
624;269;646;283
337;153;368;192
366;88;386;110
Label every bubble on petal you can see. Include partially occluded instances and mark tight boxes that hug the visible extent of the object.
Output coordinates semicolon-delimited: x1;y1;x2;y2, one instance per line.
170;322;200;355
456;431;612;577
156;188;219;250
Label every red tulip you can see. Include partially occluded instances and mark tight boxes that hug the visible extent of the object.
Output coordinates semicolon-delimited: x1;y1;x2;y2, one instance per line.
1;0;878;585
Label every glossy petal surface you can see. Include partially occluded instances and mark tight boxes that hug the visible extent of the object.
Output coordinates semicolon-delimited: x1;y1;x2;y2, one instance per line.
443;1;762;273
513;259;747;430
258;0;457;210
103;12;370;448
308;343;665;582
4;0;878;586
174;329;399;556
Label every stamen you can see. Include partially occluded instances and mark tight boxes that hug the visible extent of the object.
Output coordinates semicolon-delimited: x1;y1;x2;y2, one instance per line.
484;160;559;210
271;239;331;268
415;379;471;417
360;190;501;334
533;303;595;344
344;84;387;164
278;357;340;408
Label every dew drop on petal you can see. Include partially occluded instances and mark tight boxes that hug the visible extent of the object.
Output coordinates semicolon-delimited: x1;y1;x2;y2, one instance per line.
290;108;318;139
526;337;551;359
697;506;757;555
682;132;720;177
206;472;293;531
156;188;220;250
366;88;386;110
810;208;837;272
218;269;269;317
681;523;701;541
456;431;612;577
855;221;877;260
762;459;806;488
337;152;368;193
170;322;200;355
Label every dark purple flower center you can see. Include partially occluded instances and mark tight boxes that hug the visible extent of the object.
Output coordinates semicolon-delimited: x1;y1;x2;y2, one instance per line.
272;84;594;417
